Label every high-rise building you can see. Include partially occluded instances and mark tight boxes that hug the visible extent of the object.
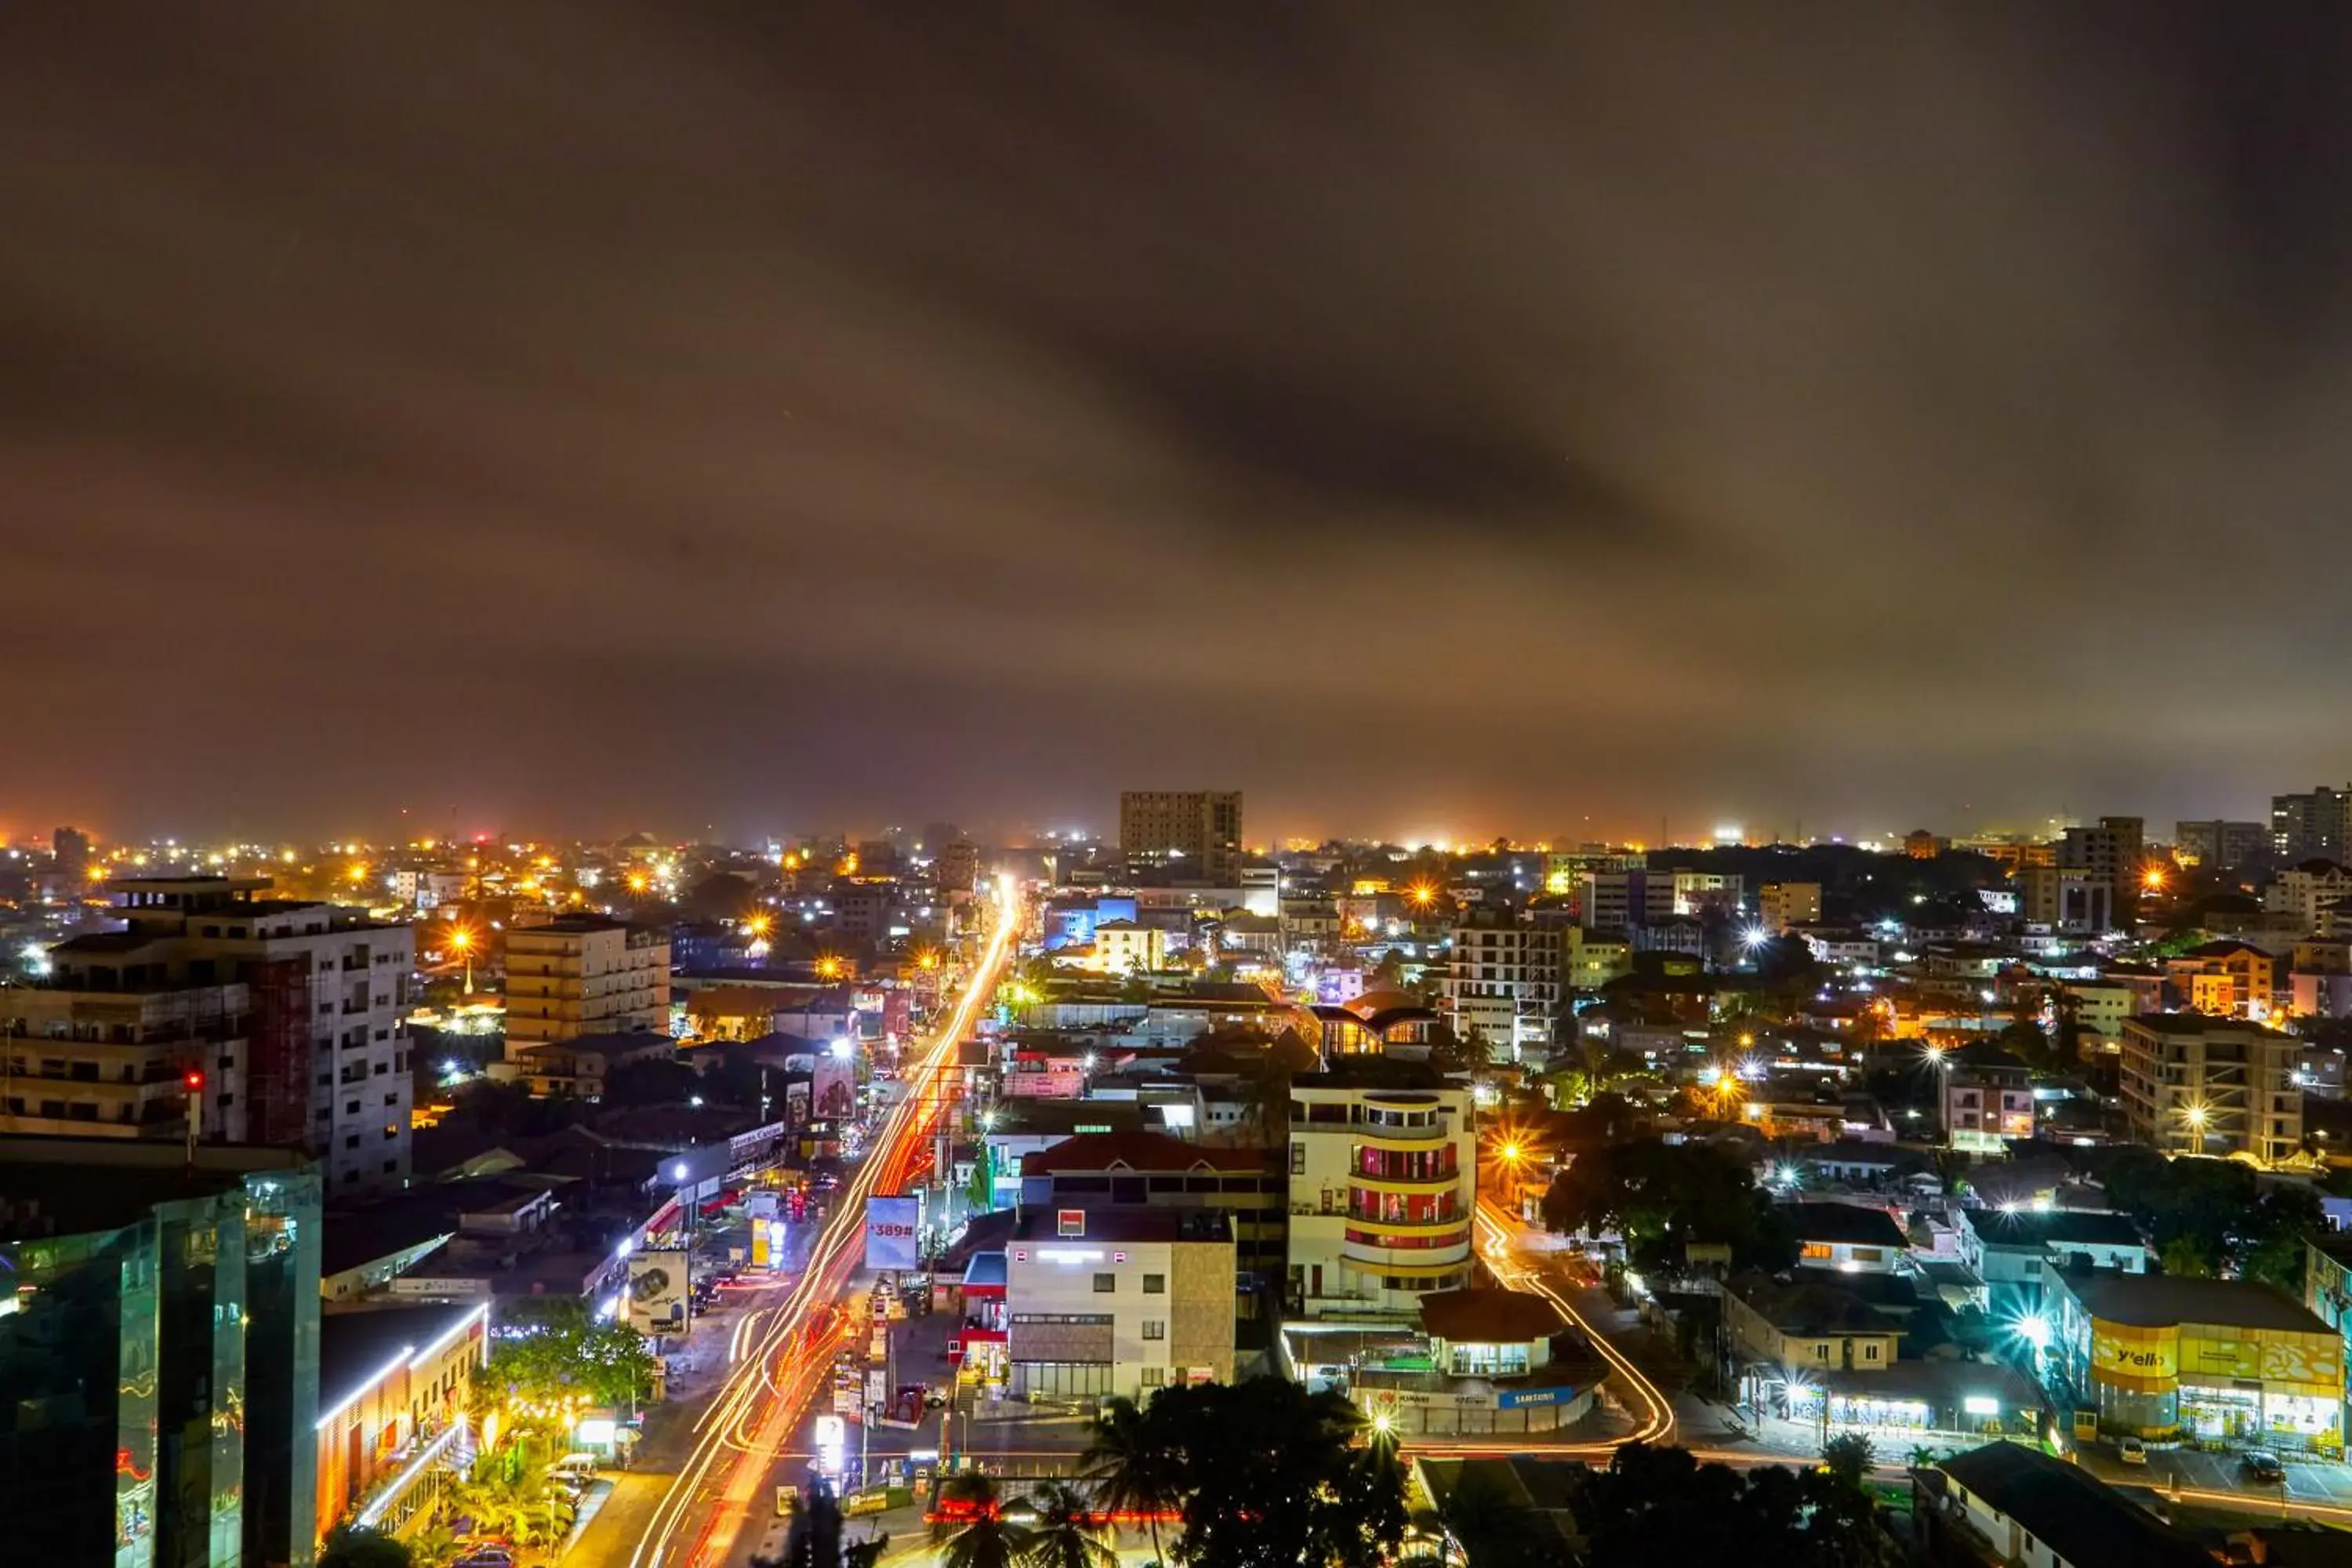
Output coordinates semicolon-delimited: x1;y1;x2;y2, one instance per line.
1440;907;1559;1058
50;825;89;883
2273;787;2352;864
0;1135;322;1568
2118;1015;2300;1167
1287;1061;1476;1322
2174;820;2267;871
503;914;671;1054
1119;791;1243;884
935;838;981;896
2060;816;2146;924
9;877;415;1192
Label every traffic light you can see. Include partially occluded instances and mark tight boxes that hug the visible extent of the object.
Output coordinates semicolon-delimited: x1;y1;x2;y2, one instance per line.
183;1069;204;1094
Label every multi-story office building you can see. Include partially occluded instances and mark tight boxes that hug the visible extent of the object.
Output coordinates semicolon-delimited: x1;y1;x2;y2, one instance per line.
1119;791;1243;884
2061;817;2147;924
2119;1014;2301;1166
9;877;415;1192
1002;1207;1236;1402
1287;1062;1476;1321
2274;787;2352;864
1671;870;1744;918
2017;866;2113;935
503;914;671;1053
1759;882;1822;931
0;1135;322;1568
2176;820;2267;872
1577;869;1676;932
1441;908;1559;1058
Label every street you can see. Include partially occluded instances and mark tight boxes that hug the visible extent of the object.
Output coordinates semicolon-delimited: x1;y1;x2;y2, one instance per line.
563;881;1021;1568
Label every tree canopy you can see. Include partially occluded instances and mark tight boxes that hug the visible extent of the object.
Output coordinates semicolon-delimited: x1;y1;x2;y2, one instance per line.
1565;1442;1895;1568
477;1298;657;1416
1541;1138;1796;1275
1083;1377;1405;1568
2089;1146;2325;1291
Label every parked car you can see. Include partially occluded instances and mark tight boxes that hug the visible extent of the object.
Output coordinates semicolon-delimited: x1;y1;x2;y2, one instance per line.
2242;1450;2286;1483
2117;1436;2147;1465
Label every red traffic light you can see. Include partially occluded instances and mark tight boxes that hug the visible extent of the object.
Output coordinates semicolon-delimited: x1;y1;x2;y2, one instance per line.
183;1069;204;1093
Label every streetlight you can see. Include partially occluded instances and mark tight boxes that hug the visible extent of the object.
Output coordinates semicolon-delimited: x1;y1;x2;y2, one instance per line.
448;924;475;995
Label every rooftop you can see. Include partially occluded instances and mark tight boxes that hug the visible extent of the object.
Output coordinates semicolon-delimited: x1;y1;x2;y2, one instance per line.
319;1301;486;1417
1009;1207;1231;1245
1780;1200;1910;1249
1964;1207;2144;1252
0;1135;311;1238
2051;1267;2331;1334
1936;1441;2214;1568
1018;1130;1265;1178
1417;1287;1569;1344
2125;1012;2293;1040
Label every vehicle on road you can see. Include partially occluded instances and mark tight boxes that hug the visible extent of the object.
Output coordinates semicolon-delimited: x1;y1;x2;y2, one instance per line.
2117;1436;2147;1465
2242;1449;2286;1483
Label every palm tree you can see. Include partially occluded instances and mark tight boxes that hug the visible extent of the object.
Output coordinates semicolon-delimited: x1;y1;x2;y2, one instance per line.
932;1472;1034;1568
1022;1480;1115;1568
407;1523;466;1568
1082;1396;1185;1568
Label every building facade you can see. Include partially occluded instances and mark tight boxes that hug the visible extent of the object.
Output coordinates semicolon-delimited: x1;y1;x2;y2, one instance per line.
1002;1207;1236;1401
17;877;416;1191
2175;819;2267;872
1287;1070;1476;1320
0;1136;323;1568
314;1302;489;1547
1118;791;1243;885
503;915;671;1052
2274;787;2352;864
1441;909;1559;1059
1759;882;1822;931
2044;1266;2342;1454
2118;1014;2301;1165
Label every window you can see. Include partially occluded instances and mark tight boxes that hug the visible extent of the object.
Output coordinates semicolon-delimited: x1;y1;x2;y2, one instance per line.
1092;1273;1116;1294
1142;1320;1166;1341
344;1134;360;1149
1800;1242;1832;1261
1142;1273;1166;1294
1864;1343;1881;1361
1290;1142;1305;1175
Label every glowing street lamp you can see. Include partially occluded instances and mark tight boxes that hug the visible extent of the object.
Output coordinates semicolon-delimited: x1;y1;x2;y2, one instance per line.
448;924;476;995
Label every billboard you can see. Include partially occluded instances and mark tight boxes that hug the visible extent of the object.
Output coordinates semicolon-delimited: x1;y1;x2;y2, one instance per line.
812;1059;858;1121
626;1249;691;1335
865;1195;922;1272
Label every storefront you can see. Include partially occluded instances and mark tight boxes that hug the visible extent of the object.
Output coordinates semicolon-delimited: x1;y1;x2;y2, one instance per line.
2043;1265;2344;1456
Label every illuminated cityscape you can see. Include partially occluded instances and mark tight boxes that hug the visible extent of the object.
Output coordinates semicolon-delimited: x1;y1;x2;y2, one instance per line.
13;6;2352;1567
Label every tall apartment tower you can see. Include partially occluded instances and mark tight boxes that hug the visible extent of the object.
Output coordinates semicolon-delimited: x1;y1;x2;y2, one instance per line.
49;825;89;882
3;877;416;1192
1441;906;1560;1059
2272;787;2352;863
1119;791;1243;884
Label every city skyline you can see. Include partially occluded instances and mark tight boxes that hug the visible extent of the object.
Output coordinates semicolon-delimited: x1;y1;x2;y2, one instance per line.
11;8;2352;835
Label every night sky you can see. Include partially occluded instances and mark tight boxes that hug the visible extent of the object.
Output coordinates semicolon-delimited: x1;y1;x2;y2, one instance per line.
9;5;2352;845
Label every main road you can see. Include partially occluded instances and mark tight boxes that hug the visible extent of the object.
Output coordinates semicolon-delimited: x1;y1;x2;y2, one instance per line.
620;877;1023;1568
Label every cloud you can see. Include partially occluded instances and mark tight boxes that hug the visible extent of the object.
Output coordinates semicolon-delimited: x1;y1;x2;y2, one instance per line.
4;2;2350;842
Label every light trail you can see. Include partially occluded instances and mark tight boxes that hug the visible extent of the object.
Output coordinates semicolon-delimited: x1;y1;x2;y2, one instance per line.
1475;1202;1674;1446
629;879;1022;1568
